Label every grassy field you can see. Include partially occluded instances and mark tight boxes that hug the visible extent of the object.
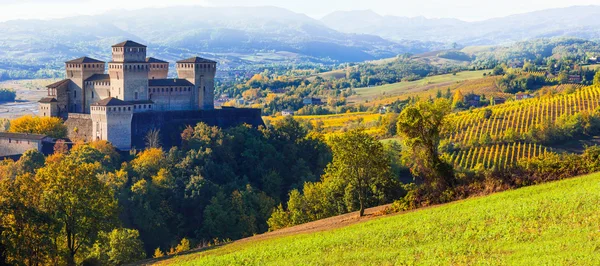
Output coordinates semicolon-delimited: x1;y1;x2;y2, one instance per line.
351;69;490;103
152;172;600;265
264;112;382;134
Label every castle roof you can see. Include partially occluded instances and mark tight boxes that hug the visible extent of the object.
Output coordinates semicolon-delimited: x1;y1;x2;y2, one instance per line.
146;57;168;64
0;132;48;141
38;97;57;103
85;74;110;82
46;79;71;88
149;79;194;87
112;40;147;48
177;57;217;64
66;57;105;64
92;97;132;106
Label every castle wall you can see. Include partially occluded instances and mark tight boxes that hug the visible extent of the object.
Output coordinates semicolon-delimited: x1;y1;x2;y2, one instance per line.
149;63;169;79
0;137;44;157
91;105;133;150
66;63;105;113
149;86;195;111
64;113;93;142
176;63;216;110
109;63;149;102
131;108;263;149
84;81;111;113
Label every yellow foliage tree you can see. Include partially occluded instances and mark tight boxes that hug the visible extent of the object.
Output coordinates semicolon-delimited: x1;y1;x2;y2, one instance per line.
9;115;67;138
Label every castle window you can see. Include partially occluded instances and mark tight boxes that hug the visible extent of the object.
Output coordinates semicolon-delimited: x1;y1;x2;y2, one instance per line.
135;92;138;100
92;91;94;98
128;107;131;111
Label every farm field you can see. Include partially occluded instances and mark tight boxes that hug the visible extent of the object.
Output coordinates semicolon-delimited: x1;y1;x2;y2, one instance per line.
264;112;383;135
0;79;56;119
351;69;491;103
151;172;600;265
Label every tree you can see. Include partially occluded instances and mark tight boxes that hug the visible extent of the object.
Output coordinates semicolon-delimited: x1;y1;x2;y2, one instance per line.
397;99;455;201
593;70;600;86
451;90;464;109
327;130;393;217
36;157;118;266
9;115;67;138
492;65;505;76
482;108;493;120
88;228;146;265
145;129;162;149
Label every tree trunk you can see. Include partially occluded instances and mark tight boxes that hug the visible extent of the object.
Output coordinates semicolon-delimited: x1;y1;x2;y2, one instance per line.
359;199;365;217
66;254;76;266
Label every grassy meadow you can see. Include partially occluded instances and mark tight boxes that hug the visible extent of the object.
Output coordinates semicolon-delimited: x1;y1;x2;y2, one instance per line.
153;172;600;265
352;69;491;103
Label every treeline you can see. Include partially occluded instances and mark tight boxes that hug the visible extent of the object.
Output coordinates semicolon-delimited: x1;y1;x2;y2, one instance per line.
0;119;335;265
0;89;16;102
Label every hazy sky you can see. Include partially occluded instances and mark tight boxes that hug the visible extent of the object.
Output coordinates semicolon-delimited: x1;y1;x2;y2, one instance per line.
1;0;599;22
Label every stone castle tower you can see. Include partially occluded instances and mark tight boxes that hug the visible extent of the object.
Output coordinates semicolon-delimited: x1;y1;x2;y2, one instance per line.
39;40;219;150
177;57;217;110
108;41;150;102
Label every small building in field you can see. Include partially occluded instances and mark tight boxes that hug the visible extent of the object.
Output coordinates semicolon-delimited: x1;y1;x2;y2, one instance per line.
463;93;481;107
282;110;294;117
568;75;582;83
0;132;53;157
515;92;533;100
493;97;506;105
303;97;322;105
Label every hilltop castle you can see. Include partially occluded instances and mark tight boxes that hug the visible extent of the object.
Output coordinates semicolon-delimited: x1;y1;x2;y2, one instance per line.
38;41;262;150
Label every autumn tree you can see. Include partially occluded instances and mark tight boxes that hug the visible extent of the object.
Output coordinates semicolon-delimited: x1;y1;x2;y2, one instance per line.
9;115;67;138
36;157;118;266
593;70;600;85
397;99;455;202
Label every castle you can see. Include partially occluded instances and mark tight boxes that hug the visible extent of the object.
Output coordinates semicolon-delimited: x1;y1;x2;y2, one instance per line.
38;41;262;150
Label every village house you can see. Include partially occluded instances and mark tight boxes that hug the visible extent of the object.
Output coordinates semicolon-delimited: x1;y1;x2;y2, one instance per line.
515;92;534;100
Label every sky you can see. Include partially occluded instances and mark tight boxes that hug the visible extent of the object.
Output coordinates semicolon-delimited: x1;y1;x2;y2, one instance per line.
0;0;599;22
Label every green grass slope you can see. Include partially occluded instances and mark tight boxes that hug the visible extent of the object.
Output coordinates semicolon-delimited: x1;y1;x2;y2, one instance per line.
154;173;600;265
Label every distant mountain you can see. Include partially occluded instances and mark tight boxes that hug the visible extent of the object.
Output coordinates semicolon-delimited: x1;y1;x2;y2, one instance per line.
0;6;445;77
321;6;600;45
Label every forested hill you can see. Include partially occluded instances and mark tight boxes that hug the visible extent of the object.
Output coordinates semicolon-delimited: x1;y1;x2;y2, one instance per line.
0;6;444;80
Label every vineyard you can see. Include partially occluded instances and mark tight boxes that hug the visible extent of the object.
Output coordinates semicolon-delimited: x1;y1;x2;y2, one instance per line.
450;142;550;170
445;85;600;146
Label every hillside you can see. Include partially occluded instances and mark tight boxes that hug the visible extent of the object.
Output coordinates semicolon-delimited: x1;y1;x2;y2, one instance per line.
321;6;600;45
0;6;445;80
148;172;600;265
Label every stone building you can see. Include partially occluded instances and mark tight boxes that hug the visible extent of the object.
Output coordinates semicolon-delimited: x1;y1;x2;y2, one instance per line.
39;40;262;151
0;132;52;157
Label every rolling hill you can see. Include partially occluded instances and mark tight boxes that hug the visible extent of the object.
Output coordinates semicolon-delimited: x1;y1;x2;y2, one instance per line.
321;6;600;45
0;6;444;78
147;171;600;265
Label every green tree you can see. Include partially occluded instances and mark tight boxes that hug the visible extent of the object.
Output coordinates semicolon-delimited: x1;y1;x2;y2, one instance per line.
37;157;118;266
327;130;393;217
88;228;146;265
397;99;455;201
